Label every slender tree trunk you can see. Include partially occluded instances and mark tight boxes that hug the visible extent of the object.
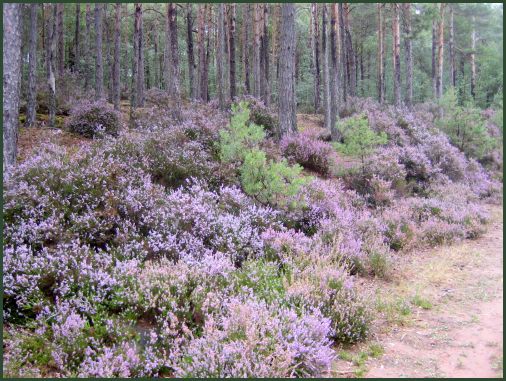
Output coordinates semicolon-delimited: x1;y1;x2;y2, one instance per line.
26;4;38;127
217;4;226;109
137;4;145;106
449;5;456;88
198;4;208;101
47;4;57;128
392;3;401;107
260;4;269;105
470;15;476;100
278;3;297;137
153;23;159;88
431;19;437;98
56;4;64;77
402;3;413;107
322;4;331;131
131;3;140;109
243;4;251;94
113;3;121;110
168;3;182;120
377;4;385;104
343;3;355;97
163;3;170;90
84;4;92;92
338;4;347;102
3;3;22;169
330;4;339;140
229;3;237;100
436;3;445;99
311;3;321;112
186;4;196;100
95;4;104;100
74;3;80;73
104;4;113;102
253;4;261;98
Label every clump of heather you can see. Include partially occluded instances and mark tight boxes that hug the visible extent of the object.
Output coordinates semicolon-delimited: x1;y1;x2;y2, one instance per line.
65;100;122;138
280;132;334;176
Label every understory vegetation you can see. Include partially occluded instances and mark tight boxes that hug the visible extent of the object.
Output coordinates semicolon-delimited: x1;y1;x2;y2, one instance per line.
3;94;502;377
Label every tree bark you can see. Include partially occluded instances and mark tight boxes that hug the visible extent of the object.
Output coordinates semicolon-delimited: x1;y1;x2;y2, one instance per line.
330;4;339;140
217;3;226;109
449;5;456;88
56;4;64;77
402;3;413;107
197;4;208;101
186;4;196;100
343;3;355;97
137;4;145;106
259;4;270;105
112;3;121;110
26;3;38;127
470;15;476;99
436;3;445;99
47;4;57;128
338;4;347;102
253;4;261;98
131;3;140;109
311;3;321;112
95;4;104;100
3;3;22;169
322;4;331;131
377;4;385;104
243;4;251;94
278;3;297;137
74;3;80;73
168;3;182;120
229;3;237;100
84;4;92;92
431;19;436;98
392;3;401;107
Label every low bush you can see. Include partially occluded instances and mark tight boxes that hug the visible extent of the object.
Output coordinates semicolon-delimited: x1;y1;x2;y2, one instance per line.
66;101;122;138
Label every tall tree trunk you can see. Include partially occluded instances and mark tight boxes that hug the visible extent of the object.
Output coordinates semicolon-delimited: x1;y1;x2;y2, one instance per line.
377;4;385;104
95;4;104;100
253;4;261;98
449;5;456;88
56;4;64;77
431;19;437;98
186;4;196;99
311;3;321;112
338;4;347;102
259;4;269;105
48;4;57;128
278;3;297;137
84;4;92;92
26;3;38;127
197;4;208;101
74;3;80;73
104;4;113;101
112;3;121;110
392;3;401;107
402;3;413;107
131;3;140;109
436;3;445;99
229;3;237;100
343;3;355;97
137;4;145;106
3;3;22;169
217;3;226;109
322;4;331;131
168;3;182;121
243;4;251;94
153;23;159;88
163;3;170;90
470;16;476;100
330;4;339;140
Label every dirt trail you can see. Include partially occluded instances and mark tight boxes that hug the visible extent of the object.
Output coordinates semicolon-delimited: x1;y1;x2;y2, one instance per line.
333;204;503;378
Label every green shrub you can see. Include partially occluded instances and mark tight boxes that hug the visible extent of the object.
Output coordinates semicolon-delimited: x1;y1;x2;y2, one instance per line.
219;101;265;163
240;149;309;206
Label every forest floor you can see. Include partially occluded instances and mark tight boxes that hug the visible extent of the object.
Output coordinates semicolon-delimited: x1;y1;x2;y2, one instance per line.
331;204;503;378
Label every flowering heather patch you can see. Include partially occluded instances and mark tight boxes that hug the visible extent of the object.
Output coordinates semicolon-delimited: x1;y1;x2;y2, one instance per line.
280;132;334;176
65;100;122;138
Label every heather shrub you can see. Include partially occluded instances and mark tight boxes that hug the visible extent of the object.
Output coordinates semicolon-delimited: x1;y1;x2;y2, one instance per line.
280;132;334;176
173;297;334;377
66;101;122;138
237;95;279;136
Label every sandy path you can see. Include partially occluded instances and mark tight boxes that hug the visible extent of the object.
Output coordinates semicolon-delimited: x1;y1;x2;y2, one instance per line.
332;204;503;378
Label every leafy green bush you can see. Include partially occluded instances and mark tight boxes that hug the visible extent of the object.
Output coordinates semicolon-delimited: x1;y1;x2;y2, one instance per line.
219;101;265;163
334;114;388;169
240;149;309;206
